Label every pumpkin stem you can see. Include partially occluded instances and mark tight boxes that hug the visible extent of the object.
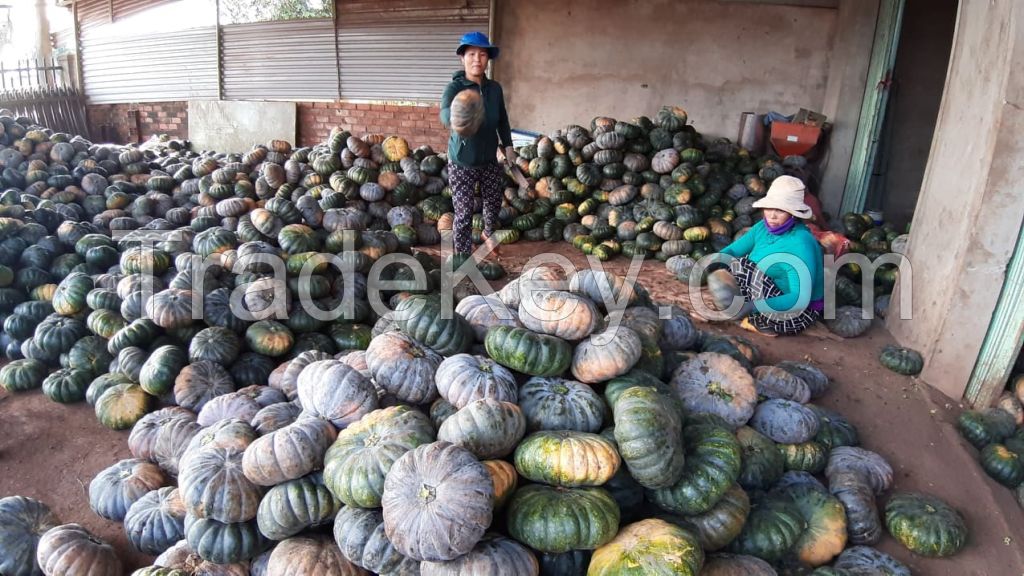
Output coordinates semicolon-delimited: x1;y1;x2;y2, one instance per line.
418;483;436;503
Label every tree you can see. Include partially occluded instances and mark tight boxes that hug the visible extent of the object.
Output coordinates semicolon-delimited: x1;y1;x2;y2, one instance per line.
220;0;332;25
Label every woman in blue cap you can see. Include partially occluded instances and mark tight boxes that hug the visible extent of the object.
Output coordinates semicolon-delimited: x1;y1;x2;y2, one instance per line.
440;31;515;259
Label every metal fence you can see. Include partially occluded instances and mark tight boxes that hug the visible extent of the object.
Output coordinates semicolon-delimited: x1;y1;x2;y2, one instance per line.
0;58;89;136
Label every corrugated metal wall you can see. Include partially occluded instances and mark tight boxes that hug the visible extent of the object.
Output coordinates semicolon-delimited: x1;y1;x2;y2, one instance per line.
221;19;339;101
81;27;219;104
337;22;486;101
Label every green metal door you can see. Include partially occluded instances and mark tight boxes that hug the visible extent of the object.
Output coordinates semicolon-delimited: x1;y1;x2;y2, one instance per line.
966;219;1024;407
840;0;907;215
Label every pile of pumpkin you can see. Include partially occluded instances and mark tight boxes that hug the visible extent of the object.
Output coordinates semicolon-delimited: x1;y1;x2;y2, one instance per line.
0;113;969;575
957;374;1024;506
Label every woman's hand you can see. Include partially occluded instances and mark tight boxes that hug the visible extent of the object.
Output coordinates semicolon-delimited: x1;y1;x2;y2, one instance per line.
504;146;518;166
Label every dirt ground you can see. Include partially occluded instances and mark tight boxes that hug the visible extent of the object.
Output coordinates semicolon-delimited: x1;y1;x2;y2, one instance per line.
1;240;1022;573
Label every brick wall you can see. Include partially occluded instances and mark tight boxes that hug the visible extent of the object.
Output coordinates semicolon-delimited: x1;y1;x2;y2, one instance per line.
86;100;449;153
86;102;189;144
297;101;448;152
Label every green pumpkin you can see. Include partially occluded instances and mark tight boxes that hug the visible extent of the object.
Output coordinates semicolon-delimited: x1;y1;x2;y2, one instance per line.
736;426;784;491
256;474;340;541
728;495;807;563
514;431;620;488
878;345;923;375
95;383;154;430
67;335;113;376
678;483;749;552
87;308;127;340
394;295;473;356
329;323;373;351
139;345;189;396
778;441;829;474
0;358;48;392
613;386;685;490
323;405;434;508
980;444;1024;488
809;405;859;450
0;495;62;576
588;518;703;576
506;484;619;554
185;515;269;565
779;483;848;567
884;492;967;558
108;319;161;356
484;325;571;377
42;368;92;403
648;421;742;516
245;320;294;357
34;315;89;355
51;271;93;315
957;408;1016;449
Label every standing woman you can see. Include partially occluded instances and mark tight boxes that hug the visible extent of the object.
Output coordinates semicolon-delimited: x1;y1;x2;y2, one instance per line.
440;31;515;258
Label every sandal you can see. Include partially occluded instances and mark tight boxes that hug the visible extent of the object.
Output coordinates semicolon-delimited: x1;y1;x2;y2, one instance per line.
739;317;778;338
481;230;501;257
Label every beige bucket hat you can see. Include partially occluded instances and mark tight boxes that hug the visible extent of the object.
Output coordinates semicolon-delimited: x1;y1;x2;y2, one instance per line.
752;175;813;219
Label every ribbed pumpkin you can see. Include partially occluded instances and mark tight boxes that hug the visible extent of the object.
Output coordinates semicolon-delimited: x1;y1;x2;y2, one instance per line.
0;496;61;576
518;377;605;432
571;326;642;384
123;487;186;557
749;399;821;444
393;295;473;356
365;331;442;404
256;473;340;541
588;518;703;576
184;514;268;565
514;431;620;488
296;359;378;429
333;506;420;575
35;524;122;576
382;441;494;562
671;353;757;429
88;458;167;522
420;533;538;576
777;482;848;567
179;445;263;523
484;325;571;378
241;417;337;487
323;405;435;509
613;386;684;489
437;398;526;460
728;495;807;563
680;484;750;551
517;290;600;341
95;383;154;430
450;89;485;137
506;484;619;554
884;492;967;558
435;353;518;409
648;421;742;516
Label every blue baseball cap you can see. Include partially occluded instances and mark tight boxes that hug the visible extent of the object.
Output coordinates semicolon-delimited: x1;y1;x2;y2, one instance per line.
457;31;499;59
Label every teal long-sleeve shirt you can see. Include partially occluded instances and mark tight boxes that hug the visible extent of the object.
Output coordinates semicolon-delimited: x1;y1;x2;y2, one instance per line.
439;71;513;168
721;220;824;313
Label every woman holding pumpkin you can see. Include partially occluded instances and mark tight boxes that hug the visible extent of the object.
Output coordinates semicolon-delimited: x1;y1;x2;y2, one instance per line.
707;175;826;336
440;31;515;259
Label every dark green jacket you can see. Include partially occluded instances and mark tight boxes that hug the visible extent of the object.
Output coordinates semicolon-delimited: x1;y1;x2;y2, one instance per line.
440;71;513;168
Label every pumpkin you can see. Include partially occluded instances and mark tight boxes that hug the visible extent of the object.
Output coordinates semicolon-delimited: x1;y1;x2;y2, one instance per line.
518;290;600;341
824;306;873;339
736;427;784;491
749;399;820;444
188;326;241;365
0;496;60;576
514;431;619;488
0;358;48;392
174;361;235;413
251;402;302;436
752;365;811;403
146;288;196;329
670;353;757;428
825;447;894;494
833;546;910;576
613;386;684;489
808;405;859;450
41;368;91;403
139;345;189;397
957;408;1017;449
483;459;518;509
420;533;538;576
333;506;420;575
95;383;154;430
196;393;262;428
828;470;882;545
980;443;1024;487
437;398;526;459
245;320;294;357
256;474;340;541
179;444;263;524
52;271;93;315
778;441;828;474
778;483;847;567
680;484;749;551
89;458;167;522
296;360;378;429
878;345;924;375
124;487;186;556
884;492;967;558
507;484;619;554
648;421;742;516
518;377;605;432
241;417;337;487
455;295;522;342
728;496;806;563
570;326;642;384
484;325;571;378
450;89;484;137
382;441;494;562
366;331;442;404
184;514;268;565
35;524;122;576
435;353;518;409
589;519;704;575
393;295;473;356
323;405;435;509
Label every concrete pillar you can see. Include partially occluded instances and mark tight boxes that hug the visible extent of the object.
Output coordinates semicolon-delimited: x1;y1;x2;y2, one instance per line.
819;0;880;220
35;0;51;61
887;0;1024;402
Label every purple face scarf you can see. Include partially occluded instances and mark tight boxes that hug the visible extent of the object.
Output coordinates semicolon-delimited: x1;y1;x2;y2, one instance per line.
766;216;796;235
